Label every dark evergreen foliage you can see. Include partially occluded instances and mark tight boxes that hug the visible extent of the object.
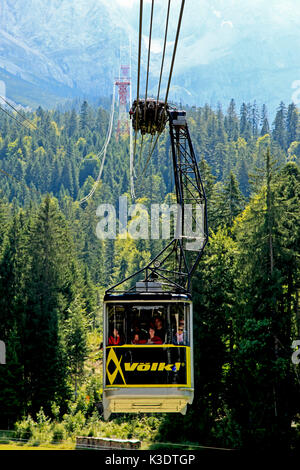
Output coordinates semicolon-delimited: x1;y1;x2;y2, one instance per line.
0;99;299;449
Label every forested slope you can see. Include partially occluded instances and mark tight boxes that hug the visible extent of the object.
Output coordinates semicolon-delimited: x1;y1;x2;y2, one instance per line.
0;99;299;450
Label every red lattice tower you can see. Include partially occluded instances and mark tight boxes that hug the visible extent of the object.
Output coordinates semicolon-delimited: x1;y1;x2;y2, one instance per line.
115;65;131;140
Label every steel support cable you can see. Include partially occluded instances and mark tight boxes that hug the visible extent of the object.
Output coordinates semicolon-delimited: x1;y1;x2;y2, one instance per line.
144;0;154;110
0;98;96;198
82;95;114;166
156;0;171;106
142;0;171;178
137;134;144;177
0;103;33;132
79;129;109;167
0;104;44;194
79;84;115;203
1;95;55;144
129;37;136;200
136;0;155;178
0;167;42;196
136;0;170;181
0;104;55;197
0;96;40;132
139;0;183;181
163;0;185;107
134;134;154;197
132;0;143;170
0;100;94;200
139;132;159;178
137;133;153;177
0;95;115;201
0;95;78;162
79;84;116;204
0;91;113;203
0;94;113;168
129;117;135;199
141;0;185;184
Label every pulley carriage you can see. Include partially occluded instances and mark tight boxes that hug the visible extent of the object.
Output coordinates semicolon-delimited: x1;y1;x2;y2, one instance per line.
129;98;168;135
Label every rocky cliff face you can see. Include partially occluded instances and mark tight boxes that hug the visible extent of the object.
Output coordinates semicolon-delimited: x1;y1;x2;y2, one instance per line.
0;0;131;106
0;0;300;112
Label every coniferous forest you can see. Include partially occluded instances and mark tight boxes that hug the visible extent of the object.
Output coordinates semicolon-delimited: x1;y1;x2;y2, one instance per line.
0;99;300;451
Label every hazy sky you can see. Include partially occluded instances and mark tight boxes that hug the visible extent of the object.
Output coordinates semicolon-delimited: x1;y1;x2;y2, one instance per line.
111;0;300;65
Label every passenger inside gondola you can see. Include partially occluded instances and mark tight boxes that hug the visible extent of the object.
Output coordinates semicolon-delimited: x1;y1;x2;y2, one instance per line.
172;319;189;345
154;316;165;343
130;320;147;343
108;327;124;345
147;324;163;344
107;303;190;346
172;324;184;345
131;332;147;344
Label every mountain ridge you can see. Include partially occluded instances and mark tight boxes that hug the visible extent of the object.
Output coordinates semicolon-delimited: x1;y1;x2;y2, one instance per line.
0;0;300;114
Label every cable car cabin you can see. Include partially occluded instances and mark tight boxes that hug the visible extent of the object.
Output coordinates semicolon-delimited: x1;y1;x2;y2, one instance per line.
102;289;194;419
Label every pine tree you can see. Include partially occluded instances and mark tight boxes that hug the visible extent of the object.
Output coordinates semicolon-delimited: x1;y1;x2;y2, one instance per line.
63;298;88;399
0;209;29;338
272;102;287;149
261;104;270;136
226;99;239;141
82;266;98;327
0;209;28;426
61;159;74;197
104;238;115;286
158;229;237;444
229;151;299;451
236;157;250;198
23;196;75;414
80;101;89;130
0;325;24;427
211;172;245;229
216;103;227;143
198;157;216;201
0;194;9;250
251;101;259;137
240;103;251;140
286;103;299;147
69;109;78;137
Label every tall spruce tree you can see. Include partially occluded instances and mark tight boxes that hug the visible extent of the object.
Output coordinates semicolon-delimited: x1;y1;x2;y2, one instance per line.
23;196;77;414
261;104;270;136
286;103;299;147
211;171;245;229
228;151;299;451
273;102;287;150
226;99;239;141
0;209;28;426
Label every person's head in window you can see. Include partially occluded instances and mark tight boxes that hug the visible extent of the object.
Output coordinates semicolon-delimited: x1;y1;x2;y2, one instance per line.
132;333;140;344
173;324;184;345
131;320;140;332
154;316;165;342
147;325;162;344
108;327;123;345
154;316;163;331
131;332;147;344
131;320;147;341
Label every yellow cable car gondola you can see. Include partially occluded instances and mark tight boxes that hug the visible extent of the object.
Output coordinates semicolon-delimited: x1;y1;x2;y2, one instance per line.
103;289;194;419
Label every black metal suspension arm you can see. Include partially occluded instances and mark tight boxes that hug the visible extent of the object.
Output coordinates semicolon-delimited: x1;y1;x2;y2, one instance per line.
168;110;208;291
107;103;208;296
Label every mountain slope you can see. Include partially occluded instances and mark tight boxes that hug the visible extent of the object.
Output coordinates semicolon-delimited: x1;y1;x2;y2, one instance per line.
1;0;300;113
